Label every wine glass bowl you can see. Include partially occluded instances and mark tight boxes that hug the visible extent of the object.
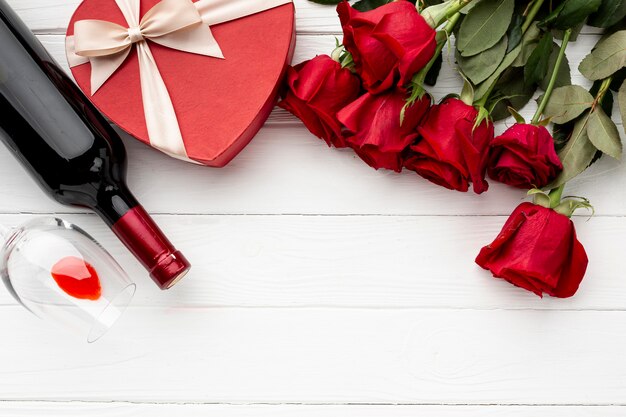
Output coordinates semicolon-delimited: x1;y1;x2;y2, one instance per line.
0;217;135;342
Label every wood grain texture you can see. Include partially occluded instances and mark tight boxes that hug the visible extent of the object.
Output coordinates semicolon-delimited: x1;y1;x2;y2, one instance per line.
1;403;625;416
1;0;625;413
0;122;623;216
0;213;624;310
1;307;626;404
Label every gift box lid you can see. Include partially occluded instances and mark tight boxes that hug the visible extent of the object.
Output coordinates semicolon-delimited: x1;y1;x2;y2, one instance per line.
66;0;295;167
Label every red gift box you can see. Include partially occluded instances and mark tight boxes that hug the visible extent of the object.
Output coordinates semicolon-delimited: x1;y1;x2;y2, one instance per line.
66;0;295;166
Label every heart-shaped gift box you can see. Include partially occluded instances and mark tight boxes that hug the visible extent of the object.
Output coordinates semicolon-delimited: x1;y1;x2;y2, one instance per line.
66;0;295;166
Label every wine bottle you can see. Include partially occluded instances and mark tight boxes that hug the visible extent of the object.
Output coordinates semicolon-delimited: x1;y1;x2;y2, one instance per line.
0;0;190;289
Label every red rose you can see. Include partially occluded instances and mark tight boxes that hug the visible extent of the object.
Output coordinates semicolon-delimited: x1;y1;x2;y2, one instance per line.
476;202;588;298
404;98;493;194
279;55;361;148
488;123;563;189
337;0;436;94
337;89;430;172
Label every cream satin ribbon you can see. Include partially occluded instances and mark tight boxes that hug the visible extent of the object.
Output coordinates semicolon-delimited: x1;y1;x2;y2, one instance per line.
66;0;291;161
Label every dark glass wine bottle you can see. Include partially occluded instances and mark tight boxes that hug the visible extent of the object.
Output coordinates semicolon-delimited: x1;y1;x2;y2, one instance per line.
0;0;190;289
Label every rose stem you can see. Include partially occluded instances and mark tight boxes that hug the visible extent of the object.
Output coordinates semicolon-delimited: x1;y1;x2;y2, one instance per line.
531;28;572;125
408;12;462;99
473;0;547;108
548;184;565;208
473;78;497;108
434;0;473;27
546;76;612;201
550;77;613;197
427;13;462;75
593;77;613;110
522;0;546;33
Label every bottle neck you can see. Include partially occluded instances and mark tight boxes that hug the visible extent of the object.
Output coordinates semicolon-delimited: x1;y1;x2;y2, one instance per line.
92;183;139;226
93;187;190;290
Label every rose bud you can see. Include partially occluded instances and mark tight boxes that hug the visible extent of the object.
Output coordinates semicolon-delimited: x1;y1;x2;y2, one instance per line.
404;97;493;194
488;123;563;189
337;89;430;172
476;202;588;298
337;0;436;94
279;55;361;148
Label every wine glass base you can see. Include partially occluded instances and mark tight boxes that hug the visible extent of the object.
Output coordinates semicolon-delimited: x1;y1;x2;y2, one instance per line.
87;282;136;343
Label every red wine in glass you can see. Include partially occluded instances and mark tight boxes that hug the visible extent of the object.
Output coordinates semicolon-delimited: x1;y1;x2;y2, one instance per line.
1;218;137;342
0;0;190;289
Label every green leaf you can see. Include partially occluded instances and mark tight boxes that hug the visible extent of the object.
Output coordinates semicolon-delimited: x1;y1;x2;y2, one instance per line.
460;0;479;14
617;81;626;132
508;106;526;123
591;79;615;116
552;120;577;151
353;0;392;11
588;106;623;159
474;105;491;130
474;52;517;100
540;0;602;30
457;0;515;57
541;85;595;124
579;30;626;80
552;22;584;42
554;197;594;218
610;68;626;92
553;0;602;30
588;0;626;28
512;23;542;67
524;32;553;87
538;2;566;28
538;116;553;127
457;35;508;84
589;149;604;168
506;13;524;53
539;42;571;90
547;114;598;188
528;188;551;208
473;30;530;101
489;67;536;121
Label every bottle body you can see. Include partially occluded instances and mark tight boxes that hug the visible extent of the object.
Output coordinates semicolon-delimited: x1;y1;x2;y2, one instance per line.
0;0;190;289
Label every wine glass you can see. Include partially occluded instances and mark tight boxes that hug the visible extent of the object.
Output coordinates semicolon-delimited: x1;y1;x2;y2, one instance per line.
0;217;136;342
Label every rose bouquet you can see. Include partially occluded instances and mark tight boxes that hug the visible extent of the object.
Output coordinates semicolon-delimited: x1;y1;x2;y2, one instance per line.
280;0;626;298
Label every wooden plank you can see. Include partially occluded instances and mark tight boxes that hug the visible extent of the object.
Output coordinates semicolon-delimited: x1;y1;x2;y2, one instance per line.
1;402;625;416
0;120;622;216
1;214;624;309
1;307;625;404
2;1;622;412
6;0;609;34
5;0;345;33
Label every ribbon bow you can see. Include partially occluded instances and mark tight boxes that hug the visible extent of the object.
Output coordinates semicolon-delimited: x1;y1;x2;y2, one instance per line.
67;0;291;161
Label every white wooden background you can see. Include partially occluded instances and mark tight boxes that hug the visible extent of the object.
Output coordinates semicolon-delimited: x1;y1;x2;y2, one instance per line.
1;1;626;416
